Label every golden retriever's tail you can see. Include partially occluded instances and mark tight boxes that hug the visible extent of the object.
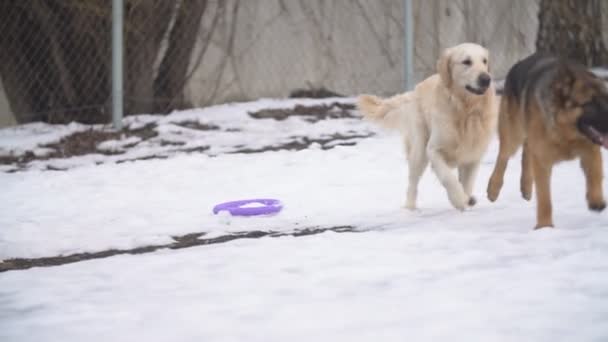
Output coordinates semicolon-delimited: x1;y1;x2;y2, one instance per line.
357;95;386;119
357;93;412;130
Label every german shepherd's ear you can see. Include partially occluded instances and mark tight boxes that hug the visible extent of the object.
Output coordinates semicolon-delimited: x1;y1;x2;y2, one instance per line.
552;63;576;106
437;48;452;88
553;63;597;107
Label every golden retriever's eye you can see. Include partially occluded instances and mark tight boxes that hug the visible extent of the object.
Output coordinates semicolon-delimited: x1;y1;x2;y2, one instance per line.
463;59;472;66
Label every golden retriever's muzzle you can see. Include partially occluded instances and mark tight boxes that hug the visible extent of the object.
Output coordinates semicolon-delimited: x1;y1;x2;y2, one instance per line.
466;73;492;95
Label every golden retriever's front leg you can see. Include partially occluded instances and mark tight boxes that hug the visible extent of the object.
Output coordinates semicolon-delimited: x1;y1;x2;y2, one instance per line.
405;145;429;210
532;154;554;229
427;147;468;211
580;147;606;212
458;161;480;206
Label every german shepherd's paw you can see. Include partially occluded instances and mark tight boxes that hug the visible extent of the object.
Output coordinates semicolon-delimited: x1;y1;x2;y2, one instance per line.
520;188;532;201
534;223;554;230
520;179;533;201
486;178;502;202
588;200;606;212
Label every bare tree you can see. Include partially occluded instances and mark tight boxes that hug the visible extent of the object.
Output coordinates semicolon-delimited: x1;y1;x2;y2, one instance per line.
536;0;608;66
0;0;218;124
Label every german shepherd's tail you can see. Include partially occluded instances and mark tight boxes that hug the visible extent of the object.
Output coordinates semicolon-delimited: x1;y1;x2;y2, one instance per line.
357;92;413;131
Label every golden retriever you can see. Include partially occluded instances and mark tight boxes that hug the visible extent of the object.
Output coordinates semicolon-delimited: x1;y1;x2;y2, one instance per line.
358;43;498;210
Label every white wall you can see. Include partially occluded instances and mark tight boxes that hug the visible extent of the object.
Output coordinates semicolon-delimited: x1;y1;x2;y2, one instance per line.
186;0;540;106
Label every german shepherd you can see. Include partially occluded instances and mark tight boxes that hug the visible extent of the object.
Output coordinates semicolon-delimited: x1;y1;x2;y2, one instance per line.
487;53;608;228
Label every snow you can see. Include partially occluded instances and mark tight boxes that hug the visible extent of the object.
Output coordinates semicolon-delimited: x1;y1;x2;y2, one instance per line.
97;136;142;152
0;122;89;157
2;97;608;341
592;67;608;80
5;98;365;172
2;228;608;341
0;136;401;259
239;202;271;208
0;98;377;259
0;98;367;173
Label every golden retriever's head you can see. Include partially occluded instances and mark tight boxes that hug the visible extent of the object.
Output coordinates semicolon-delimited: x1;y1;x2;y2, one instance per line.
437;43;491;96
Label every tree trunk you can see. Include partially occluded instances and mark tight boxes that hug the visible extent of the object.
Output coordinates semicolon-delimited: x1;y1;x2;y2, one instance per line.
123;0;174;115
536;0;608;67
154;0;208;113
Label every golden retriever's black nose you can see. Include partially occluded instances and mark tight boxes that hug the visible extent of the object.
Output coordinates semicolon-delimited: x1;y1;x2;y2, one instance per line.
478;73;491;88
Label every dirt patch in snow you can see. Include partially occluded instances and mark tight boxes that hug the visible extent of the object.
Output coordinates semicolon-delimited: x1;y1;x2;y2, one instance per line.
173;121;220;131
1;102;370;172
1;123;158;166
0;226;357;272
248;102;358;123
231;133;373;153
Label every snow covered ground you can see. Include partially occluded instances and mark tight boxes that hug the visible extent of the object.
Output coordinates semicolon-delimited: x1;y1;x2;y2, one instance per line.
3;227;608;342
2;98;608;341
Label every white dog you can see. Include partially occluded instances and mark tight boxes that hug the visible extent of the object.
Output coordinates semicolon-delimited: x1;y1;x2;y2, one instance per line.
358;43;498;210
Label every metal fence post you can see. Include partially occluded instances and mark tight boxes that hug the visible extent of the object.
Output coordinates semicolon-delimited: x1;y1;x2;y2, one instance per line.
404;0;414;91
112;0;124;130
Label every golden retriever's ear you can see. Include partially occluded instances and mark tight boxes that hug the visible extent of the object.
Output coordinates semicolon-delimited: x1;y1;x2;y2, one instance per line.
486;53;491;73
437;48;452;88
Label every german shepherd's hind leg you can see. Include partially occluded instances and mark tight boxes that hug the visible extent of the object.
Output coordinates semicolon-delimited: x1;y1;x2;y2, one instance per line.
580;147;606;212
520;140;533;201
458;161;480;206
487;99;525;202
532;154;554;229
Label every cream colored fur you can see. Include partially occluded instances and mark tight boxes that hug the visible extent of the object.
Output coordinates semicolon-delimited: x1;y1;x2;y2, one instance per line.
358;43;498;210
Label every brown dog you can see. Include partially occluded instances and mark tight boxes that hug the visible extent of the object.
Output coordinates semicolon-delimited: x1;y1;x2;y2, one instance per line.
487;53;608;228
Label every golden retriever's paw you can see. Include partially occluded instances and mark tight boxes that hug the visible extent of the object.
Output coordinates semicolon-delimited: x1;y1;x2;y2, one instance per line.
588;200;606;212
402;200;417;210
534;223;554;230
468;196;477;207
448;191;469;211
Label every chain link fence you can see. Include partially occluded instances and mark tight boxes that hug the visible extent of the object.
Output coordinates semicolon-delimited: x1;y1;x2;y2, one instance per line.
1;0;606;126
0;0;210;124
0;1;112;124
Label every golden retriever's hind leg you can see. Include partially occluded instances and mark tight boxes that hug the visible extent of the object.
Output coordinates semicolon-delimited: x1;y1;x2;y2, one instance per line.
580;147;606;212
404;138;428;210
532;154;554;229
520;141;533;201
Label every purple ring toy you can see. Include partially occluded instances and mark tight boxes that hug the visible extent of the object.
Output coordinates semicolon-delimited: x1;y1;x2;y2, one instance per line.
213;198;283;216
